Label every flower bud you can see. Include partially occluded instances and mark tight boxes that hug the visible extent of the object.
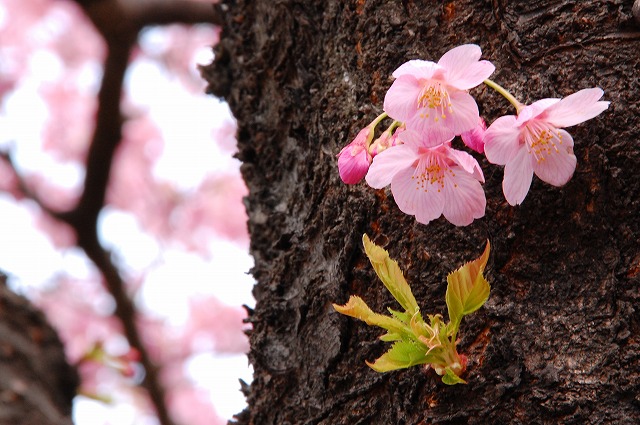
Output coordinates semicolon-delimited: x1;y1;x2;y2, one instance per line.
460;117;487;153
337;127;373;184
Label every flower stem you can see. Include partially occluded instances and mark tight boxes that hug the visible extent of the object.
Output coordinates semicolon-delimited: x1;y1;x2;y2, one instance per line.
371;111;388;127
484;79;523;113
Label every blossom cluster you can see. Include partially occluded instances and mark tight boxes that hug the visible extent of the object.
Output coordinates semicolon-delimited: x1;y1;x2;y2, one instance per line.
337;44;609;226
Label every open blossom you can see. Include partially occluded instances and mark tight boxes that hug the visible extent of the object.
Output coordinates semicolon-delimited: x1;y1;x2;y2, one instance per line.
484;88;609;205
384;44;495;140
337;127;374;184
365;130;486;226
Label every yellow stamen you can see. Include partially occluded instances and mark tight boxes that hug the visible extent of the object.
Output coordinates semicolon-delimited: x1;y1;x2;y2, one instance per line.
417;82;453;121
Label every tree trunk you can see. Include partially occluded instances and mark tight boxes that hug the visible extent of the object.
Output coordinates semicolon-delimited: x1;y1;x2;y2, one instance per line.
0;275;78;425
202;1;640;423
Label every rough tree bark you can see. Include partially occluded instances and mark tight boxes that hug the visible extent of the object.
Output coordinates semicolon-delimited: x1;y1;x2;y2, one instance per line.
0;274;78;425
203;1;640;424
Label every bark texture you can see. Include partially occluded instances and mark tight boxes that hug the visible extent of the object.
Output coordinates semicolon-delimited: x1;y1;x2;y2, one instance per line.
203;1;640;423
0;275;78;425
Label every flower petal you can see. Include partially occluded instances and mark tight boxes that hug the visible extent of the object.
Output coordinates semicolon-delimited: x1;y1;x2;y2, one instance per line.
460;117;487;153
366;144;416;189
532;129;576;186
437;45;494;89
484;115;520;165
402;114;457;146
390;166;445;224
442;169;486;226
392;59;441;79
502;145;534;206
541;88;609;128
338;148;371;184
446;90;481;135
516;98;560;125
384;75;422;122
447;148;485;183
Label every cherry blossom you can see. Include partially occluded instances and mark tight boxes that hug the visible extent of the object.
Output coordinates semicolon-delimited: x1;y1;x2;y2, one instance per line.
366;130;486;226
484;88;609;205
383;44;495;140
460;117;487;154
337;126;373;184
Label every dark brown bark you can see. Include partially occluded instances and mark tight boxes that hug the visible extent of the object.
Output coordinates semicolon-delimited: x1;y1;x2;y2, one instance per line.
202;1;640;424
0;275;78;425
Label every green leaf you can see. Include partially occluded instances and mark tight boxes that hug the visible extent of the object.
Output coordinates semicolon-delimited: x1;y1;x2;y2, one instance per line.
363;234;419;314
441;367;467;385
366;340;428;372
387;308;411;324
333;296;409;337
379;333;402;342
445;240;491;328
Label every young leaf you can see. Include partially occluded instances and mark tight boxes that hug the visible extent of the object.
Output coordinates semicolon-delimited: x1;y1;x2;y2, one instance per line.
441;367;467;385
445;240;491;328
333;296;409;337
362;234;419;314
366;340;428;372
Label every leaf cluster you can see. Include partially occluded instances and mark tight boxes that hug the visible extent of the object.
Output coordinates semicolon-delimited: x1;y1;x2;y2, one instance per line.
333;235;490;385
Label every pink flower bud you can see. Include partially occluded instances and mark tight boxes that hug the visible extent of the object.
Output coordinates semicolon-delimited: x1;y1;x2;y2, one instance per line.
369;125;404;156
388;125;405;147
337;127;373;184
119;363;136;378
460;117;487;153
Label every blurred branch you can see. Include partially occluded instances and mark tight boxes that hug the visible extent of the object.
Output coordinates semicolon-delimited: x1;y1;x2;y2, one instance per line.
1;1;223;425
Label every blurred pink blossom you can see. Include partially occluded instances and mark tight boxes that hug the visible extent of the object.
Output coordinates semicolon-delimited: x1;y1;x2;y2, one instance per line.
40;82;97;163
168;385;225;425
182;296;249;354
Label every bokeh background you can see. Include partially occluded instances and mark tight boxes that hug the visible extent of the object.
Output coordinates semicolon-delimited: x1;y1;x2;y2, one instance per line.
0;0;253;423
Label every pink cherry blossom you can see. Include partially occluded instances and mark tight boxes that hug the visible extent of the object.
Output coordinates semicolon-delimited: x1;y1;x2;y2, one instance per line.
460;117;487;154
337;127;373;184
484;88;609;205
383;44;495;140
365;130;486;226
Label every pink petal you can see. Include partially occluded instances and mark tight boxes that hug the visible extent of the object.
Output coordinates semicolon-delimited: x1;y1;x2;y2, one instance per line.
542;88;609;128
394;128;422;146
338;148;371;184
365;144;417;189
390;167;445;224
532;129;577;186
437;45;494;89
447;61;495;90
447;148;485;183
460;117;487;153
383;75;422;122
442;169;486;226
516;99;560;124
484;115;520;165
446;90;481;134
392;59;441;80
406;90;479;137
401;115;456;146
437;45;480;75
389;166;420;215
502;146;534;206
